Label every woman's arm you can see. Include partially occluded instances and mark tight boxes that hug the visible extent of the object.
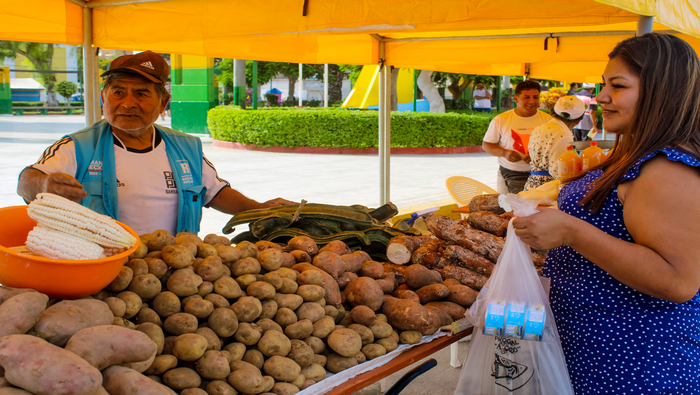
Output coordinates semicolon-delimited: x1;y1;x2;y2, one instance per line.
513;156;700;303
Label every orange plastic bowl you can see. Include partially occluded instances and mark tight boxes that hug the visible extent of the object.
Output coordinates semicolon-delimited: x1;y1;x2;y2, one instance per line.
0;205;140;299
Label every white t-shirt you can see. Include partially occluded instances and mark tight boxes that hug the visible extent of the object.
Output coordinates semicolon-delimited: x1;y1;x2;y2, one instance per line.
482;109;552;171
32;131;228;235
472;89;492;109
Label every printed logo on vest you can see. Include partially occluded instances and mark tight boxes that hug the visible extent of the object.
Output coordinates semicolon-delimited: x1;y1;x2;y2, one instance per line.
163;171;178;194
88;160;103;175
176;159;194;185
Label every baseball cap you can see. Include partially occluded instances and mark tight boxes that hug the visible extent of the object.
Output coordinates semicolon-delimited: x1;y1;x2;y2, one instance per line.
101;51;169;84
581;82;596;89
554;95;587;120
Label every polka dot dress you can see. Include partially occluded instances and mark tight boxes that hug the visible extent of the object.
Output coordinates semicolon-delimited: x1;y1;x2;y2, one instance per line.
542;147;700;395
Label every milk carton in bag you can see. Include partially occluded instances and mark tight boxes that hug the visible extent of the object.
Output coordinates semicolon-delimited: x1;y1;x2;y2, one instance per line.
455;194;573;395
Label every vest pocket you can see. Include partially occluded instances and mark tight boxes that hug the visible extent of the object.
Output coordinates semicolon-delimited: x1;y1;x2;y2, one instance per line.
181;185;206;233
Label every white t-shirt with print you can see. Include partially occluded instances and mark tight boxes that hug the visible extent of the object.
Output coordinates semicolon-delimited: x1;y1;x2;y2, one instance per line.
482;109;552;171
32;133;228;236
472;89;492;109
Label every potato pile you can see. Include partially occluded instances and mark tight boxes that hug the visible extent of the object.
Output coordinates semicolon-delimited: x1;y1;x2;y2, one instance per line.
0;229;476;395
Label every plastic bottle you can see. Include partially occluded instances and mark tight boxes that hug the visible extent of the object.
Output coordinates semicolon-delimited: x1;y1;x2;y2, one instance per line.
581;141;605;171
557;146;582;178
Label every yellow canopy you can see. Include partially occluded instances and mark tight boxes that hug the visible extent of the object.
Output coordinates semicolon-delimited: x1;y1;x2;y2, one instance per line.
1;0;699;81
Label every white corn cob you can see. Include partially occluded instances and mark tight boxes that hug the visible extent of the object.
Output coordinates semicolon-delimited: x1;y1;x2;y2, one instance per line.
26;226;105;260
27;193;137;249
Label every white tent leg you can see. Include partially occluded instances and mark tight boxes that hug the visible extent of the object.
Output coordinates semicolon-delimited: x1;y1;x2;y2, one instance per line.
324;63;329;107
299;63;303;106
378;63;386;205
93;48;101;122
82;7;95;126
382;65;391;205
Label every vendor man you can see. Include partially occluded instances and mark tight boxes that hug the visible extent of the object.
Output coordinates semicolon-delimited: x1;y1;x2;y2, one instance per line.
17;51;293;235
481;80;551;194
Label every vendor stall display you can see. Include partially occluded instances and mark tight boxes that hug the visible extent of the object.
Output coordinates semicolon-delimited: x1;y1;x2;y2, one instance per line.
0;196;478;395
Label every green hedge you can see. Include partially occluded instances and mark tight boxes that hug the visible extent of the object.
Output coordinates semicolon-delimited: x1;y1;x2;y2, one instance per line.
208;106;497;149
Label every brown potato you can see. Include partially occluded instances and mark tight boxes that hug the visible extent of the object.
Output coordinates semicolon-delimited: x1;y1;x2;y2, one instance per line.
376;337;398;352
231;296;262;322
227;368;264;394
280;252;297;268
347;324;374;346
162;245;196;269
260;300;279;320
192;328;219;351
263;272;284;290
105;297;126;318
235;241;259;259
172;333;208;361
205;293;230;309
325;353;358;373
287;339;314;368
197;281;214;297
224;342;246;362
196;256;225;282
144;258;168;277
243;349;265;370
304;336;326;354
278;278;299;294
234;323;263;346
274;294;304;311
197;243;218;258
145;354;178;375
259;248;283;271
213;276;242;299
284;319;314;340
257;318;283;334
235;274;257;290
175;232;203;246
296;303;325;323
214;245;241;264
368;322;393;339
263;356;301;382
152;291;181;318
204;234;224;246
350;305;376;326
358;261;384;279
128;273;162;300
311;316;336;339
136;322;165;355
324;305;339;321
129;239;148;259
274;308;298;327
274;267;299;281
299;363;326;383
184;298;215;319
327;328;362;357
258;330;292;357
163;313;198;335
272;382;302;395
114;292;142;320
208;308;239;338
231;257;262;276
134;307;162;327
399;330;422;345
206;380;237;395
148;229;176;251
167;269;203;297
247;281;276;300
361;344;387;360
107;266;134;292
296;284;325;302
355;351;366;364
162;367;201;391
297;270;324;286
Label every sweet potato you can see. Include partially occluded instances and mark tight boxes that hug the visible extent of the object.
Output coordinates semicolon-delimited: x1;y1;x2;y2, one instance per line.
415;284;450;304
64;325;157;372
0;292;48;337
403;265;443;290
350;305;376;326
312;252;345;279
395;289;420;304
446;284;479;307
424;301;467;321
381;297;433;332
287;236;318;256
0;286;36;305
0;335;103;395
344;277;384;311
34;299;113;347
103;365;176;395
341;252;365;273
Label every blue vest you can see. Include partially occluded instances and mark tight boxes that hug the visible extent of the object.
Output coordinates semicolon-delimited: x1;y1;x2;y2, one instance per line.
70;119;206;234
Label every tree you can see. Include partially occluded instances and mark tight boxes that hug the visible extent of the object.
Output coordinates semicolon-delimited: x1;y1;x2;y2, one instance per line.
0;41;59;106
417;70;445;113
55;81;77;106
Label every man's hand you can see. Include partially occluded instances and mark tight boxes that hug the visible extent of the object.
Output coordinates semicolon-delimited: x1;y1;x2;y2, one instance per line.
522;154;531;164
43;173;87;202
260;198;296;208
505;150;523;162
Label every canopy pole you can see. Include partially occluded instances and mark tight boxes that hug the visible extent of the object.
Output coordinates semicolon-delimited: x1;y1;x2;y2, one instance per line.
92;47;101;122
413;70;418;112
496;76;502;112
299;63;303;106
382;65;391;205
252;61;258;110
378;41;386;205
324;64;329;107
82;7;95;126
637;16;654;36
233;60;245;107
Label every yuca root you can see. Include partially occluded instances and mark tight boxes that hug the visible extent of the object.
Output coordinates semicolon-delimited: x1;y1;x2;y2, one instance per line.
439;266;489;291
411;238;450;270
386;235;433;265
467;211;509;237
442;245;495;276
467;194;505;215
426;215;503;263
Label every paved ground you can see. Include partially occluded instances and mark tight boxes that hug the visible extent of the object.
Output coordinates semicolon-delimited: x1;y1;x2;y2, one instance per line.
0;114;499;237
0;113;490;393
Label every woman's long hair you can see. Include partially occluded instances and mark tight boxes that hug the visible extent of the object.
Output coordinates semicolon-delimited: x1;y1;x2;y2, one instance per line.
579;33;700;212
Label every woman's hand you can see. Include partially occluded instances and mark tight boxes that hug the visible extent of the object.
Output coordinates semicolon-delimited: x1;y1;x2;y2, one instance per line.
511;208;579;250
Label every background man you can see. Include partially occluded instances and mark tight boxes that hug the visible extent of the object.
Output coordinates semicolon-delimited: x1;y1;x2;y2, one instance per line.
472;82;493;113
481;80;551;194
567;82;579;96
17;51;292;236
573;82;598;141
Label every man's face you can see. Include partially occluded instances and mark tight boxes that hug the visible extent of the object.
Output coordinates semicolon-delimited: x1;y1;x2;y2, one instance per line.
514;88;540;116
101;76;168;137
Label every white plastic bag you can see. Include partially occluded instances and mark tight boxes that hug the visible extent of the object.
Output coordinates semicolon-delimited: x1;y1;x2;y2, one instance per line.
455;194;573;395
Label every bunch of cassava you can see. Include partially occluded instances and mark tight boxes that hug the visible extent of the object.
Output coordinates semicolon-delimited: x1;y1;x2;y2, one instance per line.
0;228;474;395
383;194;548;295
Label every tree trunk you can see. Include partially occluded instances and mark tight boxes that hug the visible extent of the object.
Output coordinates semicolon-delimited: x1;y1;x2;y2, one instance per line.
416;71;445;113
328;64;345;103
283;73;296;101
390;67;400;111
447;76;473;99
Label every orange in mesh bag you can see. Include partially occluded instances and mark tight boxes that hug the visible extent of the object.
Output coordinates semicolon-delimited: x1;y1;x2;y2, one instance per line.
455;194;573;394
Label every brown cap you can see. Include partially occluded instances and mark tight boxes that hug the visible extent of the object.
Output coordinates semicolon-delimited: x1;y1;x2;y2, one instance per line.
101;50;169;84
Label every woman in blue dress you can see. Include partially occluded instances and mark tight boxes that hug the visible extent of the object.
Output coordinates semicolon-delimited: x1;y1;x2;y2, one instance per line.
512;33;700;394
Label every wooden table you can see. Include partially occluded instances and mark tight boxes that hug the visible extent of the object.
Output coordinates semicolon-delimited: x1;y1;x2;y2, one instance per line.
324;328;473;395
